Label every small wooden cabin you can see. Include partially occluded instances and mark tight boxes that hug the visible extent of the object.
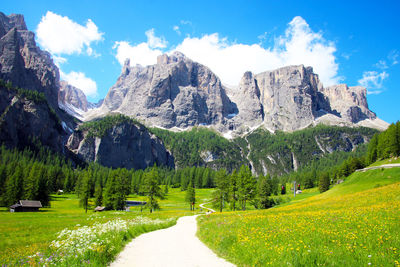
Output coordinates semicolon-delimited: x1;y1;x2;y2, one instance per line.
10;200;42;212
94;206;106;212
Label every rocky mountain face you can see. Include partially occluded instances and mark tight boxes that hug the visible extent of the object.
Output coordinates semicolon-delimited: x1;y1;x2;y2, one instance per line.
320;84;376;123
67;120;174;170
59;81;89;112
96;52;384;133
96;52;237;130
0;12;174;170
230;65;331;131
0;83;67;153
0;12;59;109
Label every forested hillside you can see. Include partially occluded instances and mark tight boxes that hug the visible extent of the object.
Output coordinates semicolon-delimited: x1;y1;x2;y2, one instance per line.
151;127;247;171
236;125;377;176
151;125;377;177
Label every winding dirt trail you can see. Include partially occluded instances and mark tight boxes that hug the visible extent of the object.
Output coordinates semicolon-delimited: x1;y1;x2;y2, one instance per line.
110;206;234;267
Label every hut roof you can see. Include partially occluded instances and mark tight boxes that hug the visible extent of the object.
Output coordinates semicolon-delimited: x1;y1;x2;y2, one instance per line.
19;200;42;208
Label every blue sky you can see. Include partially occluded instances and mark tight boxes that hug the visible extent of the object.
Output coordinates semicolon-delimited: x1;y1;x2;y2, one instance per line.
3;0;400;123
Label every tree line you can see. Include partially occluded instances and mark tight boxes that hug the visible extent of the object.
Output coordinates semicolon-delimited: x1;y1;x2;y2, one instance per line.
212;165;281;212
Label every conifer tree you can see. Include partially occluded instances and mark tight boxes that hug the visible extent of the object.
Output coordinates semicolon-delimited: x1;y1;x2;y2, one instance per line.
319;172;330;193
230;169;238;211
79;170;91;213
213;168;230;212
237;165;255;210
94;182;103;207
185;181;196;211
143;167;163;213
4;165;24;206
257;175;273;209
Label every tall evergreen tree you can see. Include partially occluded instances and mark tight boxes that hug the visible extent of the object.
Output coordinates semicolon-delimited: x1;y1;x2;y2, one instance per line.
237;165;255;210
319;172;330;193
257;175;273;209
94;182;103;207
79;170;91;213
185;181;196;211
229;169;238;211
4;165;24;206
213;168;230;212
143;167;163;213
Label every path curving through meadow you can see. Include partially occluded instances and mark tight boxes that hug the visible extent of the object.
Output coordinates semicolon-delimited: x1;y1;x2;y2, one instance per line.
110;206;234;267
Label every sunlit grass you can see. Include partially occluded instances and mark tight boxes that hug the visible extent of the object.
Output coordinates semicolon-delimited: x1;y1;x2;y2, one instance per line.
198;168;400;266
0;188;214;266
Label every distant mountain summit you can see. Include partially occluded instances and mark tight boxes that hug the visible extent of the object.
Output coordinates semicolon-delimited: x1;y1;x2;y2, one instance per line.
0;12;59;109
86;52;387;133
88;52;236;131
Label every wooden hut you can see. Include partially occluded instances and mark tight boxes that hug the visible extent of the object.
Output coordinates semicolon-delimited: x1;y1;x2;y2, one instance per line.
10;200;42;212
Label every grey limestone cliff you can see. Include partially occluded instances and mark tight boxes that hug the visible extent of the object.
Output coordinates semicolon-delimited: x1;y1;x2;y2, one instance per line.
99;52;237;129
320;84;376;123
59;81;89;112
0;85;66;153
98;52;381;133
0;12;60;109
67;120;174;170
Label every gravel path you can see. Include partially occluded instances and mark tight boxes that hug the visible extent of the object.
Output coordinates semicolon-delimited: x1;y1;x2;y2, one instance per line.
356;163;400;172
110;213;234;267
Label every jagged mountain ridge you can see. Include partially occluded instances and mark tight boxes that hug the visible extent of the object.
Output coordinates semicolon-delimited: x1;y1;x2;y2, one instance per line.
89;52;236;130
89;52;387;133
0;12;174;170
0;12;59;109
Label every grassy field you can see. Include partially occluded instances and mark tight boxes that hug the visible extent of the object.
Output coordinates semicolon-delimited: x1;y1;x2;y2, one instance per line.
0;188;214;266
198;167;400;266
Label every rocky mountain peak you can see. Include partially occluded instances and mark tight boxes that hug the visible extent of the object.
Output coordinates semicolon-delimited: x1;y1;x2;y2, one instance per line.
321;84;375;123
97;51;236;129
58;81;89;112
90;53;386;133
0;12;60;109
157;51;187;65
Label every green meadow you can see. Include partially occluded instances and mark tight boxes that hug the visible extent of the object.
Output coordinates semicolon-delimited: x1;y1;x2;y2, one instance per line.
0;188;214;266
197;168;400;266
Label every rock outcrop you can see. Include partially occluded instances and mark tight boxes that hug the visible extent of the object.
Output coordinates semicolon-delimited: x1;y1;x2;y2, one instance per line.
320;84;376;123
230;65;331;131
95;52;383;133
0;12;60;109
0;84;67;153
67;119;174;170
97;52;237;129
59;81;89;112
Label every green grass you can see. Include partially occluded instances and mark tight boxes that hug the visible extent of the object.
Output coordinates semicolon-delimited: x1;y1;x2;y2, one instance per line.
197;168;400;266
0;188;214;266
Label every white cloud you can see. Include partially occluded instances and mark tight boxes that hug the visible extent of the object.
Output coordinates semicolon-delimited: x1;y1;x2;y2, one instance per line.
175;16;339;86
113;41;163;66
61;71;98;97
113;16;340;87
52;55;67;66
173;25;181;35
36;11;103;56
358;71;388;94
113;29;168;66
375;60;388;70
145;29;167;49
388;50;399;65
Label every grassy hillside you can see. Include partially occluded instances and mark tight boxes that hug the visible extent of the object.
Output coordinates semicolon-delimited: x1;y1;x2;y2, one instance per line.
197;167;400;266
0;188;214;266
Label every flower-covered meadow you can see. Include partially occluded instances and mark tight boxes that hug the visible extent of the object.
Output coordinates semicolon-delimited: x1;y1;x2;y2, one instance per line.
23;216;175;266
198;168;400;266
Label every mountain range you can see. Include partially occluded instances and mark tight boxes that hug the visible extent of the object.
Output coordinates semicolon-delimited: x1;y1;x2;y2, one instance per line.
0;12;389;174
